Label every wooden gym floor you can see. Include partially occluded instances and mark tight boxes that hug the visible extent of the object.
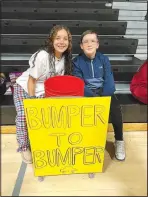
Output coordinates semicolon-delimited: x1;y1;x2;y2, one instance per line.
1;129;147;196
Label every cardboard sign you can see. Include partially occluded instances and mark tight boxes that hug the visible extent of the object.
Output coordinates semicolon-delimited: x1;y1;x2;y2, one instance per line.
24;97;111;177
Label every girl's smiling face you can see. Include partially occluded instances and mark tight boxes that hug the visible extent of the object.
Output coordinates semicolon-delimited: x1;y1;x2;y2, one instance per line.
53;29;69;58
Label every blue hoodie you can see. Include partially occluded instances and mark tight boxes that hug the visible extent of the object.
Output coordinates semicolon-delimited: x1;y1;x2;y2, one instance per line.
72;52;116;97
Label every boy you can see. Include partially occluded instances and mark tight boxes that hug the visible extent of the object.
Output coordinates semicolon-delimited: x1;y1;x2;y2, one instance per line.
72;30;125;161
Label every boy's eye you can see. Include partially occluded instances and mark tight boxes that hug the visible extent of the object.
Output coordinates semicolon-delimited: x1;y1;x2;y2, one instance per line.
83;40;97;44
83;40;87;44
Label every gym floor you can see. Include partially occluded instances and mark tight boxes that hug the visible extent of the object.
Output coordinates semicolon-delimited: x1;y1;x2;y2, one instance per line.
1;131;147;196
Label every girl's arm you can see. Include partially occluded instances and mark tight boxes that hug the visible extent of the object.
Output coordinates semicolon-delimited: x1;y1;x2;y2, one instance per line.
28;50;47;97
28;75;37;97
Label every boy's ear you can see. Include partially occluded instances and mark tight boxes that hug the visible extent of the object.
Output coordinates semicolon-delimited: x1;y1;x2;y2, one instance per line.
80;43;83;50
96;41;99;49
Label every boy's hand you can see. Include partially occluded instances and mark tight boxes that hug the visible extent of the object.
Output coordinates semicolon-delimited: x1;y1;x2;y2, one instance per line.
92;88;103;96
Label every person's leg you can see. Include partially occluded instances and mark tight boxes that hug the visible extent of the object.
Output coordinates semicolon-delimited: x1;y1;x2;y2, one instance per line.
109;94;125;160
13;84;45;163
109;94;123;140
13;83;32;163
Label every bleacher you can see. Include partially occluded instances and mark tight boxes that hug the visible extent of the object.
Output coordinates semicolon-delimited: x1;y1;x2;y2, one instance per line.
1;0;147;126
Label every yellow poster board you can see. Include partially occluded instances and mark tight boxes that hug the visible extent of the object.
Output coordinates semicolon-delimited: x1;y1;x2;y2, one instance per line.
24;97;111;177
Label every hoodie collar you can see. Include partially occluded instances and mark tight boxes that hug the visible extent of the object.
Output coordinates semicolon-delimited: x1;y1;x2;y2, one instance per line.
81;52;98;61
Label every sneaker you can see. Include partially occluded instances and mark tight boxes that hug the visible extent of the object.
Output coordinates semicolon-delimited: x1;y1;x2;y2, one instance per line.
115;140;125;161
20;149;33;164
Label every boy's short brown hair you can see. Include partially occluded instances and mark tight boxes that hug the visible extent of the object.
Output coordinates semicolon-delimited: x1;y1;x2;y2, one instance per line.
80;30;99;43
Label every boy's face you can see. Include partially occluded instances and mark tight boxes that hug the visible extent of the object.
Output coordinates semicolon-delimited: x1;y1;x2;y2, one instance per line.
80;33;99;59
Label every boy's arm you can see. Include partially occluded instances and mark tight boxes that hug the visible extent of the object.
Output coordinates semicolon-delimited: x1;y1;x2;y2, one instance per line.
102;56;116;96
72;61;94;97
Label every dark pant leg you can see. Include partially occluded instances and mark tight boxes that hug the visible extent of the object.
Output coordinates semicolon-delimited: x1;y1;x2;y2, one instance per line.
109;94;123;140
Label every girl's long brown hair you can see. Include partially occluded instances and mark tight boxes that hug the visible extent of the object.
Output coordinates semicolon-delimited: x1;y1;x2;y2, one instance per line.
32;25;72;75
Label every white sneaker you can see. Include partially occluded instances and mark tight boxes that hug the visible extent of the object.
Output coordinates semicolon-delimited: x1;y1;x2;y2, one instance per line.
115;140;126;161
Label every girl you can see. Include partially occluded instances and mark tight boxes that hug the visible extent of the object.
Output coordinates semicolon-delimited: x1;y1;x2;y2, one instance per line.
13;25;72;164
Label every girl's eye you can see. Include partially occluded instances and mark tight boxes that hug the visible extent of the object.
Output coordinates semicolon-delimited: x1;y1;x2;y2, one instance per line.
55;37;68;41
